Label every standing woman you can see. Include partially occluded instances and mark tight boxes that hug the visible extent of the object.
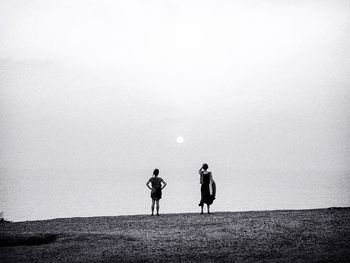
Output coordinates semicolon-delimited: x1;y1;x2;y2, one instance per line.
198;163;216;214
146;169;167;216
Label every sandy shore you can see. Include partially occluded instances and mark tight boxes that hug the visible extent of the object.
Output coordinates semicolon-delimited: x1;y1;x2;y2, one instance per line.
1;207;350;262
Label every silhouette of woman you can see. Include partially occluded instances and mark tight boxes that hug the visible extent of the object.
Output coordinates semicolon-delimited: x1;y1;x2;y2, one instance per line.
146;169;167;216
198;163;216;214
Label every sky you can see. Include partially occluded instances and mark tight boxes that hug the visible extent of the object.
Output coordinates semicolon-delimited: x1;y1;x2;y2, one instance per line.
1;0;350;221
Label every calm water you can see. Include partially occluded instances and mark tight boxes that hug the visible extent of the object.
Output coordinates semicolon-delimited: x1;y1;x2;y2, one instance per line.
1;168;349;221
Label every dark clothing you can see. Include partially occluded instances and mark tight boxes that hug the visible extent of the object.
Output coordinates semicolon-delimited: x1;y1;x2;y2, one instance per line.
199;172;215;205
149;177;163;201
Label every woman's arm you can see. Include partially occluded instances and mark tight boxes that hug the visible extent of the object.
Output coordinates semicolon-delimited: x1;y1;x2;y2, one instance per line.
146;180;152;190
199;167;204;184
161;180;167;190
210;172;214;183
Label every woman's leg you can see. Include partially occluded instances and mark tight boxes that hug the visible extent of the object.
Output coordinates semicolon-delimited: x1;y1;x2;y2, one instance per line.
207;204;210;214
151;199;155;215
200;204;204;214
156;200;160;215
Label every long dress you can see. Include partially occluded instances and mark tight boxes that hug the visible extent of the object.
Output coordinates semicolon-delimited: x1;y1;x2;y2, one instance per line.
199;172;215;205
149;177;163;201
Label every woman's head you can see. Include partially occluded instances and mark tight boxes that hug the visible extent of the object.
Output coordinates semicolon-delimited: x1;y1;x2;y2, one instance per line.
153;169;159;176
202;163;209;170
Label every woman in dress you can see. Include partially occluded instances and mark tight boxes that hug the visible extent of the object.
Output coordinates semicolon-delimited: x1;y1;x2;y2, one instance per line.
198;163;216;214
146;169;167;216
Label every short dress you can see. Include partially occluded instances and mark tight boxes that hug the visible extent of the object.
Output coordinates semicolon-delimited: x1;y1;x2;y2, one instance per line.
149;177;163;201
199;172;215;205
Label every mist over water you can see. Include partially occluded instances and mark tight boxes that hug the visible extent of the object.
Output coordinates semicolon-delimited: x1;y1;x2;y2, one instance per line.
1;1;350;221
2;168;348;221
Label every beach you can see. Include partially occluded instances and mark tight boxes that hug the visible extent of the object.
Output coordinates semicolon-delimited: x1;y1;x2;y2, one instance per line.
1;207;350;262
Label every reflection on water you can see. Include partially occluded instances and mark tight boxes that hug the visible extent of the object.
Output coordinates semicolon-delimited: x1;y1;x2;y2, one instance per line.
1;169;349;221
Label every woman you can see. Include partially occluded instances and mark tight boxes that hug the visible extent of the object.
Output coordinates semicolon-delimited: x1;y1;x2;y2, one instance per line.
146;169;167;216
198;163;216;214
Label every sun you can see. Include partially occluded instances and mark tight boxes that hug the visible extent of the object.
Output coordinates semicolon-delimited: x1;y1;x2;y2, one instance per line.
176;136;184;144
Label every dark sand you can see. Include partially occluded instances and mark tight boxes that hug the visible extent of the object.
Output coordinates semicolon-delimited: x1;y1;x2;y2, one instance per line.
1;208;350;262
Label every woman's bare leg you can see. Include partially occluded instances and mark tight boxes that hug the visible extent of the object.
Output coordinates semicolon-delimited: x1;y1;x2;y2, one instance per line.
207;204;210;214
200;205;204;214
151;200;155;215
156;200;160;215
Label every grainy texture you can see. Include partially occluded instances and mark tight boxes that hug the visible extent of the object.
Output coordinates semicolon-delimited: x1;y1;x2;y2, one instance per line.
1;208;349;262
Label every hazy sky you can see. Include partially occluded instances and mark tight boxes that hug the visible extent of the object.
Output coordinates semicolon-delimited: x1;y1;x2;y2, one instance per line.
1;0;349;221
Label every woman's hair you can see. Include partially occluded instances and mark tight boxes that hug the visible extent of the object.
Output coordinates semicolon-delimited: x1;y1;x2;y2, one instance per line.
153;169;159;176
202;163;209;170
